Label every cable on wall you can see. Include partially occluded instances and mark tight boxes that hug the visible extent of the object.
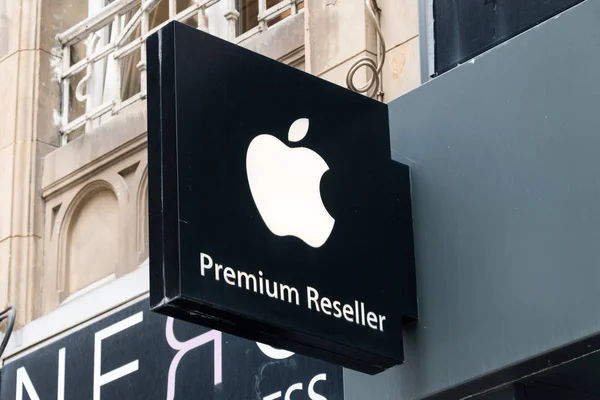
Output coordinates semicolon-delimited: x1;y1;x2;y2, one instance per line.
346;0;386;101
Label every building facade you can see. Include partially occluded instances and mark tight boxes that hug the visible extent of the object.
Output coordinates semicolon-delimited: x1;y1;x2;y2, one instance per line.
0;1;421;398
2;0;599;399
0;0;421;331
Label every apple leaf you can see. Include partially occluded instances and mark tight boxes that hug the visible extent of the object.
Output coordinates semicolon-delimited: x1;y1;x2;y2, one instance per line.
288;118;309;142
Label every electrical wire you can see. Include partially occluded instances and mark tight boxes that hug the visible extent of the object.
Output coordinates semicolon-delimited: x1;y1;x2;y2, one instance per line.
346;0;386;100
0;305;16;359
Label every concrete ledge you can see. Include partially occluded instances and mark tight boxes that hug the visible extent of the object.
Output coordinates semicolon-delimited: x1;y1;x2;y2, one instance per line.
240;12;304;63
1;260;149;363
42;100;147;198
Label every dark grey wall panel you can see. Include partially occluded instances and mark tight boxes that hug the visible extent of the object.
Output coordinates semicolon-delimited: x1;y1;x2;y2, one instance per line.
345;1;600;399
433;0;585;74
476;386;522;400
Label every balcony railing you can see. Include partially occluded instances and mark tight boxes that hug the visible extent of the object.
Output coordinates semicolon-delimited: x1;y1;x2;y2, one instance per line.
56;0;304;145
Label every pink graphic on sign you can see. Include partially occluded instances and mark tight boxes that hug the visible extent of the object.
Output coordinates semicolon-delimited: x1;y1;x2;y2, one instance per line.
165;317;223;399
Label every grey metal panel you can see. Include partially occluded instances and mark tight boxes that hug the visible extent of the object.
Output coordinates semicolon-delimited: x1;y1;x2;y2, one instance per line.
345;0;600;399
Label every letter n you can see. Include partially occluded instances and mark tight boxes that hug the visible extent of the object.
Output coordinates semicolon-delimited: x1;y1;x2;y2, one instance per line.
15;347;66;400
16;367;41;400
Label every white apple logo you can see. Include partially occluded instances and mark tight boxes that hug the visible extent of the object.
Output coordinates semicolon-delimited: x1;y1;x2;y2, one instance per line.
246;118;335;248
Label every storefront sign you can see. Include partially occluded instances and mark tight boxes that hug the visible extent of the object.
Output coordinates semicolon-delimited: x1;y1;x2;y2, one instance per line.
146;22;416;374
0;299;343;399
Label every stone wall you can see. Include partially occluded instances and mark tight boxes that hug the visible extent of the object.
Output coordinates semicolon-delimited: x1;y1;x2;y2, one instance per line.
0;0;77;327
0;0;422;330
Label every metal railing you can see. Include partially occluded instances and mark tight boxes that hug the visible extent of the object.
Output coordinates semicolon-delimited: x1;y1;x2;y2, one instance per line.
57;0;304;145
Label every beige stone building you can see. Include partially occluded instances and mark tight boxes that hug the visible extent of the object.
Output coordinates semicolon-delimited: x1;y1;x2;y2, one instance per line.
0;0;423;359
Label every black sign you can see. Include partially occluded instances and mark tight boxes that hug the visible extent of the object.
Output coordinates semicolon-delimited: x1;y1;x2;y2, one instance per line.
0;299;343;399
146;22;416;374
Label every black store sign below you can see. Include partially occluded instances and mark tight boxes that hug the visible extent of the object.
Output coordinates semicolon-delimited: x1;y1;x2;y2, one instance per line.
0;299;343;399
147;22;416;374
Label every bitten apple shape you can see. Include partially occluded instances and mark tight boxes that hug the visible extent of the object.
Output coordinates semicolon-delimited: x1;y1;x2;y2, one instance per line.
246;118;335;248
